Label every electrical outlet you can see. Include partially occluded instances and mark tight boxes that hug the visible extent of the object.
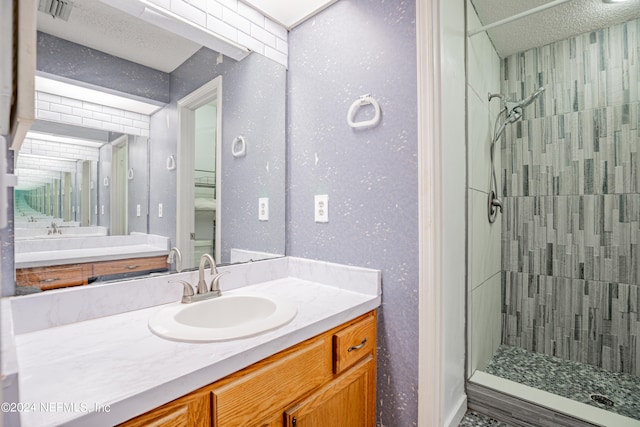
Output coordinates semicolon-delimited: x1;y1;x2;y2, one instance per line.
259;198;269;221
136;204;141;217
315;195;328;223
158;203;163;218
100;205;104;215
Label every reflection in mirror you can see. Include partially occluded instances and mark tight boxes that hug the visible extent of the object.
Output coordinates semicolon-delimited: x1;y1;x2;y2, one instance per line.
15;121;148;240
13;0;287;295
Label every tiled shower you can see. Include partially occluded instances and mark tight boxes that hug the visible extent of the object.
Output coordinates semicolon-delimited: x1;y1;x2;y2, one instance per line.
468;6;640;424
500;17;639;377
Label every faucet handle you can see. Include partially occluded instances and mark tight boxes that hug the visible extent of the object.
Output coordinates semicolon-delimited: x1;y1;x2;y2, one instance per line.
208;271;229;297
170;280;195;303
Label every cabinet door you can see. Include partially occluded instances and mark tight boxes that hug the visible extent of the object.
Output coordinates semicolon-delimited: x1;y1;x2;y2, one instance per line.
118;391;210;427
284;356;375;427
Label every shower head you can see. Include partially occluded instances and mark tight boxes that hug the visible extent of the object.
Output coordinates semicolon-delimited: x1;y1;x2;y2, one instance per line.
512;86;545;110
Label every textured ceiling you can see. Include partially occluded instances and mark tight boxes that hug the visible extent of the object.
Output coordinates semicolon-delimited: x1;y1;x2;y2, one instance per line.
36;0;202;73
470;0;640;57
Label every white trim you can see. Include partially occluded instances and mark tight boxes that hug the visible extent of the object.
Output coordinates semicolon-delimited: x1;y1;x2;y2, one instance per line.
177;77;223;268
444;395;468;427
417;0;444;426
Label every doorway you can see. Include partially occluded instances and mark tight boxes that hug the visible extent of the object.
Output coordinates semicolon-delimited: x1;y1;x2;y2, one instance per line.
177;77;222;270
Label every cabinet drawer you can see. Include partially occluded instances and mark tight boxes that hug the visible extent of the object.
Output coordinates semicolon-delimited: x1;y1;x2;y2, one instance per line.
212;336;333;426
333;312;376;374
16;264;90;290
92;256;168;277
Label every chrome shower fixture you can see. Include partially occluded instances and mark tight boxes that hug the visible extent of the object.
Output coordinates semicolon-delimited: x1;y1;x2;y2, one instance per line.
506;86;545;112
486;86;545;224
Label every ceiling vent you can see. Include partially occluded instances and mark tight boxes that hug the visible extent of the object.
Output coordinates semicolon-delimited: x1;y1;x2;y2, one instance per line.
37;0;74;21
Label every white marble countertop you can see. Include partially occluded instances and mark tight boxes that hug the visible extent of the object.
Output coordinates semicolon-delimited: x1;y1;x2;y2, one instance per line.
6;257;381;427
14;234;170;269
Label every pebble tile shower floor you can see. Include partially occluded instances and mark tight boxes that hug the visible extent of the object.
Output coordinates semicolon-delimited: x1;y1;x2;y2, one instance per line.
459;410;514;426
484;345;640;420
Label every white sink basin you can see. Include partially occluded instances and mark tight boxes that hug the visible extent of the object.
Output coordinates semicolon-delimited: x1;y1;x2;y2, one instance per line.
148;294;297;342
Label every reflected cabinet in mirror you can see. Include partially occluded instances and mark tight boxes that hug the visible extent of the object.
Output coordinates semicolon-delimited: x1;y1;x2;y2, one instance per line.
14;0;286;295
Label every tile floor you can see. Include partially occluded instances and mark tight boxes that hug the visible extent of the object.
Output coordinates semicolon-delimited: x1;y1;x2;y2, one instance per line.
458;410;513;426
484;345;640;420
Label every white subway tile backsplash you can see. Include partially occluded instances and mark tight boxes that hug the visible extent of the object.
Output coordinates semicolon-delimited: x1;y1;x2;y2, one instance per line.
50;103;74;115
187;0;207;12
206;15;238;41
276;37;288;54
102;106;126;117
101;122;124;133
37;110;61;121
123;126;142;135
223;7;251;34
59;114;83;125
264;46;287;66
148;0;170;9
111;116;134;126
237;2;264;26
207;0;223;18
36;91;151;137
38;92;61;104
216;0;237;12
124;111;143;121
72;107;94;118
237;31;265;54
251;23;276;47
92;111;112;122
172;0;207;27
82;102;103;112
59;97;83;108
264;18;287;40
131;119;147;129
82;118;103;128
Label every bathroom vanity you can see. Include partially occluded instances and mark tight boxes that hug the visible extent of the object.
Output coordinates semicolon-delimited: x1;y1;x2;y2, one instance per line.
2;257;381;427
120;311;376;426
14;234;170;291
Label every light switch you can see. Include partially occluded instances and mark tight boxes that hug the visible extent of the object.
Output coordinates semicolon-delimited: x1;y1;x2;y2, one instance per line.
315;195;328;223
158;203;163;218
136;204;141;217
100;205;104;215
259;198;269;221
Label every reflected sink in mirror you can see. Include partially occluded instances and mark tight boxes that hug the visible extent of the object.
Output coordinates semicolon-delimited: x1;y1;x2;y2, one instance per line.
148;294;297;342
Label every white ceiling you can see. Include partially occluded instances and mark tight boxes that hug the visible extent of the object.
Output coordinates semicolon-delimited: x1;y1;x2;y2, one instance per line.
469;0;640;57
37;0;202;73
241;0;337;28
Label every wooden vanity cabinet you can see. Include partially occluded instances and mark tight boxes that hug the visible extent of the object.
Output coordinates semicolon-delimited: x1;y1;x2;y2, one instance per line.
119;310;377;427
16;255;168;291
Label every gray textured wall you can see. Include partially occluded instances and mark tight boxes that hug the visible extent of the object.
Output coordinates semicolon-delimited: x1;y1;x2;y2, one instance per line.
36;32;170;103
148;48;286;263
500;18;640;375
286;1;419;424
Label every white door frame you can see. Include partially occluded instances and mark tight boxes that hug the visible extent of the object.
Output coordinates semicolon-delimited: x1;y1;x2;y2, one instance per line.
177;77;223;268
110;134;128;235
417;0;444;425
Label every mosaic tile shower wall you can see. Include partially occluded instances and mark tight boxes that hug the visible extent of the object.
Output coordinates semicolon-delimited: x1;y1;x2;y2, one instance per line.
500;18;640;375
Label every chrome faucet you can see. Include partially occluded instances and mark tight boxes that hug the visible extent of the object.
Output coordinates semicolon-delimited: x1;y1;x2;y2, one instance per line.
166;247;183;273
170;254;229;304
198;254;217;294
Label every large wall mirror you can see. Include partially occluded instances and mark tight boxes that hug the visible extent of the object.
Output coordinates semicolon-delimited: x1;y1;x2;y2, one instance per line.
14;0;286;295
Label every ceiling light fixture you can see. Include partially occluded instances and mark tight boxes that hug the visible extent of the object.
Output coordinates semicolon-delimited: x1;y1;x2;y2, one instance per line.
35;75;164;116
602;0;629;3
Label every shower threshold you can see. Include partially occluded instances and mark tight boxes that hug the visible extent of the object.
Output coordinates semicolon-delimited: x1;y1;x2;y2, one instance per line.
469;345;640;426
